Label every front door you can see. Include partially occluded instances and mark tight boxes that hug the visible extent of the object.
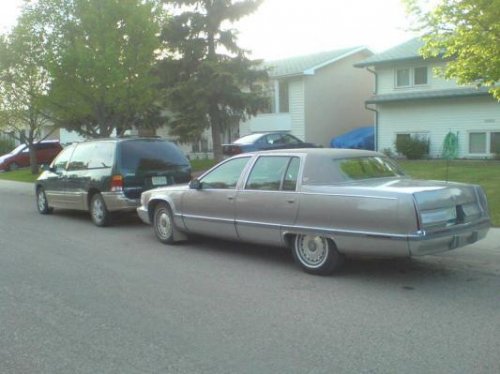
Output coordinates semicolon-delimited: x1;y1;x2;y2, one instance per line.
182;157;251;240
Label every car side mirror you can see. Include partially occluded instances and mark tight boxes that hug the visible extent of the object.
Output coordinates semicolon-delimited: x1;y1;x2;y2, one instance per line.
189;179;202;190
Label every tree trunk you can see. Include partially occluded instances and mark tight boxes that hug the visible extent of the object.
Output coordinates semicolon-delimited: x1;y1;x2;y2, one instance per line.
209;106;223;162
29;144;39;175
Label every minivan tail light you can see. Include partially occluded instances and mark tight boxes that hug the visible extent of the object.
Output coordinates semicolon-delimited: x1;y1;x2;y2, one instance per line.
111;175;123;192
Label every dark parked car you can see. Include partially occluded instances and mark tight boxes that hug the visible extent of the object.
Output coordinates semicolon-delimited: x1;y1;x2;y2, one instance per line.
222;132;317;156
0;140;62;171
138;148;490;275
35;137;191;226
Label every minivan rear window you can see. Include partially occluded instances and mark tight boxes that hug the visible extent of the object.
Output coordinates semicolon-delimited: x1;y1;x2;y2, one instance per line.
119;140;188;173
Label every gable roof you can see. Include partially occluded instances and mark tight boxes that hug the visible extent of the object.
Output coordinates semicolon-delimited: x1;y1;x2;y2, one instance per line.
354;37;425;67
267;46;369;78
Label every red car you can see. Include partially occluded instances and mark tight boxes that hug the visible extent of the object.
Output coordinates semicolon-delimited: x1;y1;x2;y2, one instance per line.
0;140;63;171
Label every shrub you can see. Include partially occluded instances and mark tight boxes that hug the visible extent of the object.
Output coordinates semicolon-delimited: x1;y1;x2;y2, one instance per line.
395;135;430;160
381;148;394;158
0;138;15;155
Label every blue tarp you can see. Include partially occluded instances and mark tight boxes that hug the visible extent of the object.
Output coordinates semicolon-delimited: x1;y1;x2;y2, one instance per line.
330;126;374;150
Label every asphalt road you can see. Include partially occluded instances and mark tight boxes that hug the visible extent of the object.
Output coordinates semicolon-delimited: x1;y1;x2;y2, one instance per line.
0;180;499;374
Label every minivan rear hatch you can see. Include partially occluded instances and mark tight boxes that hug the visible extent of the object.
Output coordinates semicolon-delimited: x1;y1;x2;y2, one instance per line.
117;139;191;199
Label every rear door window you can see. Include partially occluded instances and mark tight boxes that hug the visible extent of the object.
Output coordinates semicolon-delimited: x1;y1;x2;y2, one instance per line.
245;156;291;191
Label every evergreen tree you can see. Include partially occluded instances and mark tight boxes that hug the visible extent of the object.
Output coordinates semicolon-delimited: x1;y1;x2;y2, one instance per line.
158;0;268;161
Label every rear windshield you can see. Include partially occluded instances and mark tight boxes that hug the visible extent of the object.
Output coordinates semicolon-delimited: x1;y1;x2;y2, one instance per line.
118;140;189;173
303;156;405;185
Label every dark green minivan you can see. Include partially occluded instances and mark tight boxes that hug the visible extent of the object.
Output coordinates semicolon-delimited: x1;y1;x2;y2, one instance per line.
35;137;191;226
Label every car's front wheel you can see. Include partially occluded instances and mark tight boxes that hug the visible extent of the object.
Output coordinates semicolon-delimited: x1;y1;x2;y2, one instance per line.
36;187;53;214
90;193;111;227
292;234;344;275
153;202;175;244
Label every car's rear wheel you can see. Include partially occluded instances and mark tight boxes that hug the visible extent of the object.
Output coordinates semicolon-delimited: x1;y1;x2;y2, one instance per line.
90;193;111;227
153;202;174;244
36;187;53;214
292;234;344;275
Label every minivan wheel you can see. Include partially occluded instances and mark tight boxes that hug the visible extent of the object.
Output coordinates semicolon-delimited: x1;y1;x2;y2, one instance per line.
36;187;52;214
292;234;344;275
153;202;174;244
90;193;111;227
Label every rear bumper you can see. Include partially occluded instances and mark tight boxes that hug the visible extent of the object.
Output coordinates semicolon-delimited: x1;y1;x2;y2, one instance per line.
101;192;139;212
408;219;490;256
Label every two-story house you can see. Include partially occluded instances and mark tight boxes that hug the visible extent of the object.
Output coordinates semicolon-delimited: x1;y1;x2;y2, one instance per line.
355;37;500;158
239;47;374;147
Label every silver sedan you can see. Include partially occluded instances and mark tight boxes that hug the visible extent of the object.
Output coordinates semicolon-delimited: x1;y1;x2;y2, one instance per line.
138;149;490;275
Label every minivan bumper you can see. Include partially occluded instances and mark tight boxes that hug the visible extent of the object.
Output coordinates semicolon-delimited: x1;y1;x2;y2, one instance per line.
101;192;139;212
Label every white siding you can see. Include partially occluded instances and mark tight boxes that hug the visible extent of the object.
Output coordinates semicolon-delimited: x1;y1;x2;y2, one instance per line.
377;62;468;95
239;113;292;136
289;79;306;140
378;96;500;158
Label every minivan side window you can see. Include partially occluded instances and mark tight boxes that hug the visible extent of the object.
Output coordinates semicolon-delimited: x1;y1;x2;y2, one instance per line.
51;145;75;171
67;142;115;171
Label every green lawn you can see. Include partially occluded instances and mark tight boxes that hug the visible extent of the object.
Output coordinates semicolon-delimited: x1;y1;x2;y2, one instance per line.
399;160;499;226
0;168;40;183
2;159;498;226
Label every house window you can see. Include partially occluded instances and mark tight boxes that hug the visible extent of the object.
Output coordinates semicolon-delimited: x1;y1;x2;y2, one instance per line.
396;69;410;87
414;67;428;85
278;81;289;113
490;132;500;154
469;132;487;153
396;133;411;143
395;66;429;88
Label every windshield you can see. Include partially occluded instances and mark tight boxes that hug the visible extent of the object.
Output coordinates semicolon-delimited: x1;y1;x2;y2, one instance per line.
10;144;27;155
233;133;264;144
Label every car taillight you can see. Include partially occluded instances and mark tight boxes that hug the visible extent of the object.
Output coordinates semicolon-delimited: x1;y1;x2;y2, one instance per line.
110;175;123;192
226;145;242;155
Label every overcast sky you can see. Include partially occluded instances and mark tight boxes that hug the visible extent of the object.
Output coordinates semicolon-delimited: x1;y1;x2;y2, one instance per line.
0;0;418;60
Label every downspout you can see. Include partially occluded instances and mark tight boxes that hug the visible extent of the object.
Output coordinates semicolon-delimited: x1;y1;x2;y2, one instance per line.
365;67;379;151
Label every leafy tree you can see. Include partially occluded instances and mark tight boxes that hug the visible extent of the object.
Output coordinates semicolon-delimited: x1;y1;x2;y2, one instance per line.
25;0;164;138
0;14;52;174
405;0;500;100
158;0;269;161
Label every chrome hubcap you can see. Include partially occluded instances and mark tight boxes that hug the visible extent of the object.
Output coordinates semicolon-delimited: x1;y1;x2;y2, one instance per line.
156;209;172;239
296;235;329;268
92;198;104;222
38;191;46;211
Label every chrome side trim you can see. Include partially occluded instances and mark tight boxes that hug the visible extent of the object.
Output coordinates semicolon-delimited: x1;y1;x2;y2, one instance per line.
300;192;398;200
182;213;234;225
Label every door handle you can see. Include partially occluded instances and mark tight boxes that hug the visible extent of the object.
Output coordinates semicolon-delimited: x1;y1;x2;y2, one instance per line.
227;195;235;200
287;199;295;204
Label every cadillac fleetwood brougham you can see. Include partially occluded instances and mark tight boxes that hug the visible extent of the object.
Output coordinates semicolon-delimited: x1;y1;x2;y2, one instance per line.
137;149;490;275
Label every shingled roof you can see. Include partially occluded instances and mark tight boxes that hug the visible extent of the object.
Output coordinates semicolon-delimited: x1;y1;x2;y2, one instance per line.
266;46;369;78
354;37;425;67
